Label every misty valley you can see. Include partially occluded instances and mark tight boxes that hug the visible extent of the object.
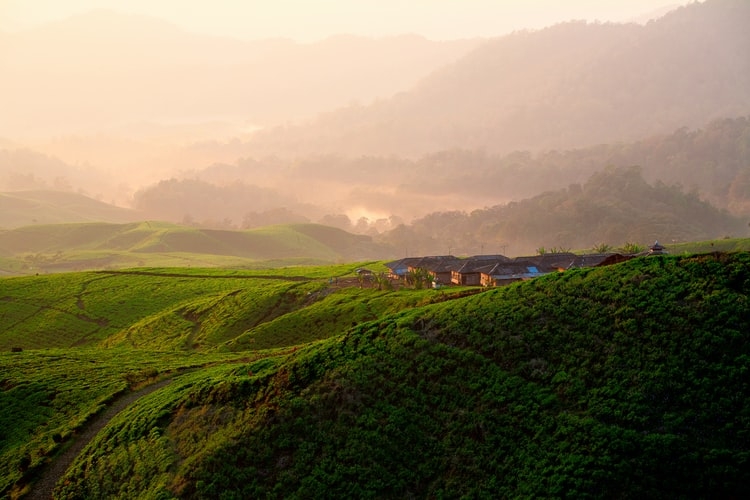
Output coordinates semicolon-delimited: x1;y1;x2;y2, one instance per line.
2;0;750;498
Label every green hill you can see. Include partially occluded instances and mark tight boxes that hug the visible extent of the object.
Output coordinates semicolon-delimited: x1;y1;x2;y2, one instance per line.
0;221;394;274
0;263;459;353
2;252;749;497
379;166;749;256
0;190;142;229
0;264;474;496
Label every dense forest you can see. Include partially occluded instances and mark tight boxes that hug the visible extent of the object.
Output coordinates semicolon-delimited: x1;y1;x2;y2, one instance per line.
133;115;750;231
2;117;748;257
376;166;747;256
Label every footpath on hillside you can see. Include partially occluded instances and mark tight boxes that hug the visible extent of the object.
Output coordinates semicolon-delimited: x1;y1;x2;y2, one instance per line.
25;377;175;500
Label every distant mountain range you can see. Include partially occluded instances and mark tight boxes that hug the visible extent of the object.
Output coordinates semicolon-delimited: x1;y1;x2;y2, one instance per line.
2;0;749;255
0;9;480;137
243;0;750;157
2;160;745;271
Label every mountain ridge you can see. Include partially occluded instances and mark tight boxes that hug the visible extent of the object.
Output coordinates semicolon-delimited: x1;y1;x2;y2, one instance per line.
243;0;750;157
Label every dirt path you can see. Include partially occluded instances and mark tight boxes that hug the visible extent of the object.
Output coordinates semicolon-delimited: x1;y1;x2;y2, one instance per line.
25;378;174;500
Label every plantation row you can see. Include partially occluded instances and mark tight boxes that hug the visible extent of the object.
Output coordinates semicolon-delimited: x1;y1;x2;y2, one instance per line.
0;348;259;496
2;252;749;497
0;262;482;496
5;253;747;497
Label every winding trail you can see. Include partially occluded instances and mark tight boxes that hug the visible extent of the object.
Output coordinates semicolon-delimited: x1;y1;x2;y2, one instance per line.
26;378;175;500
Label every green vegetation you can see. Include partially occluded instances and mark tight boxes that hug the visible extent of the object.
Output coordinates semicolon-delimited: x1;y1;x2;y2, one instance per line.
381;166;749;257
0;348;253;497
0;222;393;276
1;251;748;497
0;263;471;354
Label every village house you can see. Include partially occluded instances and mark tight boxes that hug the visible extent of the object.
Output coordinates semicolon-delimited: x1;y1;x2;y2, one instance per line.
384;256;459;282
517;252;578;272
384;257;423;279
567;253;634;269
480;260;546;287
387;247;646;288
451;256;512;286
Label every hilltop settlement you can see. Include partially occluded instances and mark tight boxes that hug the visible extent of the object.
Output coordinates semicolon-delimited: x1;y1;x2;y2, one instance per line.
383;242;665;288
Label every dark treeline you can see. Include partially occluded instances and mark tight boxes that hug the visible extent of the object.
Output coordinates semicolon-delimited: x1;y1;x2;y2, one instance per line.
176;115;750;229
376;166;746;257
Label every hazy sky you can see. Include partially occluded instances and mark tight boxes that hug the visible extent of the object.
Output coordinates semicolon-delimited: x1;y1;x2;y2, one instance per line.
1;0;686;41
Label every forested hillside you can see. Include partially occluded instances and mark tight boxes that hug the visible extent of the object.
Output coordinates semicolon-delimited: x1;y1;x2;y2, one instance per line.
244;0;750;157
126;114;750;235
2;252;744;498
378;166;747;256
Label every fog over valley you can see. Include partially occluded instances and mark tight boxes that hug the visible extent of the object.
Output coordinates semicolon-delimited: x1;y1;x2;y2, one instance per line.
2;0;749;255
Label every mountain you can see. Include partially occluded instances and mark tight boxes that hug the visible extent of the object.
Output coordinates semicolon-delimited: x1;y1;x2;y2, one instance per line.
243;0;750;157
195;115;749;224
0;9;481;137
0;190;142;229
3;252;749;497
376;166;747;256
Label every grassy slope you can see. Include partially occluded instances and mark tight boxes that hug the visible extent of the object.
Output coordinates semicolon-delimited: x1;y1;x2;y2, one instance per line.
44;252;750;499
0;221;392;275
0;263;403;352
0;264;478;496
0;348;256;497
0;191;142;229
2;252;748;497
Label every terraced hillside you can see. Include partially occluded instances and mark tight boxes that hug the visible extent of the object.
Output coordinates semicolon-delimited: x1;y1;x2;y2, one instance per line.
0;263;480;497
2;252;749;498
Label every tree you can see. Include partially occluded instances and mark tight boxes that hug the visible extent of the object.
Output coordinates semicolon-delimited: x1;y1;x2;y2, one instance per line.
406;267;432;290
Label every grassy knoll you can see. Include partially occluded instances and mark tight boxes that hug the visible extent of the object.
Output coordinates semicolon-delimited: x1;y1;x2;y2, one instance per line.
667;236;750;255
0;266;328;351
41;251;750;498
2;252;749;497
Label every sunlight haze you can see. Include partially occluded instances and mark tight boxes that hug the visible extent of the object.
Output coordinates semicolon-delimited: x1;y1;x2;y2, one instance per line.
4;0;747;251
2;0;681;41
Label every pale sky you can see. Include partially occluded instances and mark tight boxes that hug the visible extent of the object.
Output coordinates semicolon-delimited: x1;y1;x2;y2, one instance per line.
0;0;687;41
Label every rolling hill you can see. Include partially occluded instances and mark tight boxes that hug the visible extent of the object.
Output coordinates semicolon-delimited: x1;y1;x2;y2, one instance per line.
1;251;749;497
0;191;142;229
377;166;748;257
0;221;394;274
